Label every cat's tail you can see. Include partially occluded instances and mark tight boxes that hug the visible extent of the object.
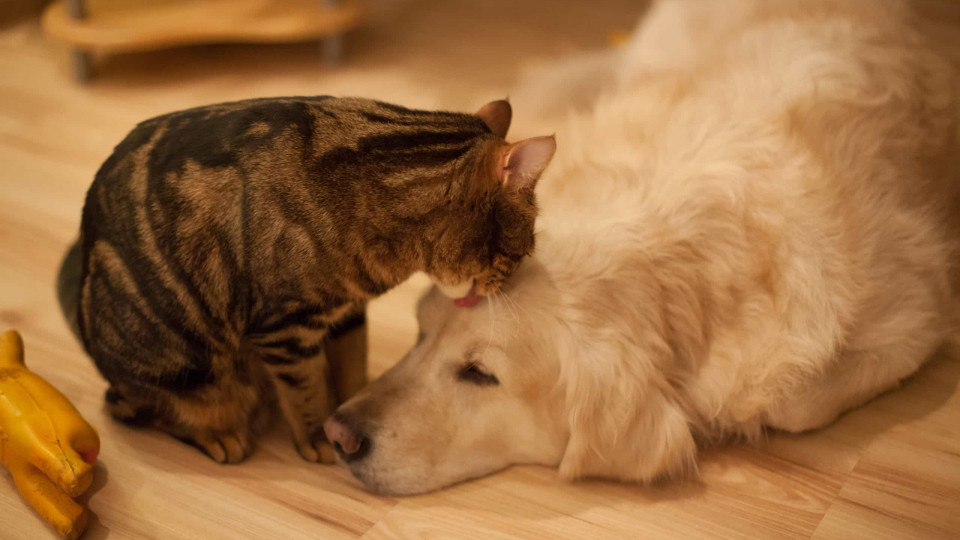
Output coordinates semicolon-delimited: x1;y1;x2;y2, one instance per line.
56;240;83;341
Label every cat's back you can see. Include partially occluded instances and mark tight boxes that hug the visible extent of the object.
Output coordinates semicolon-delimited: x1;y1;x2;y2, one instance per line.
77;96;345;344
81;96;348;258
89;96;335;196
85;95;484;215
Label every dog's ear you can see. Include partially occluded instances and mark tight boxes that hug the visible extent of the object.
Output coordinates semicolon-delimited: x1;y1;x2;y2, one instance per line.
556;258;703;483
560;245;710;482
558;347;697;483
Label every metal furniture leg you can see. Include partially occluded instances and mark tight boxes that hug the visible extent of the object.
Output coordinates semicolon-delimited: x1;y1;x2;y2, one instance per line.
320;0;344;67
66;0;93;81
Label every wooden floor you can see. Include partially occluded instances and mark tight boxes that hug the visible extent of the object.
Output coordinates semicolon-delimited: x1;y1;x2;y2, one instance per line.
2;1;960;538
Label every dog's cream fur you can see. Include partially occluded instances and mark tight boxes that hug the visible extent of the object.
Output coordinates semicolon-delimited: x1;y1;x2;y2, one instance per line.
333;0;960;495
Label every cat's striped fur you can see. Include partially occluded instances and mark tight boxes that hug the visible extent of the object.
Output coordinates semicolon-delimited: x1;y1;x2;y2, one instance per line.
57;96;555;463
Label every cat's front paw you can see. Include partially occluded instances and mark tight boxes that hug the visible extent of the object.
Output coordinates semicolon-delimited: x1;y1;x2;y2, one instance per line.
189;430;253;464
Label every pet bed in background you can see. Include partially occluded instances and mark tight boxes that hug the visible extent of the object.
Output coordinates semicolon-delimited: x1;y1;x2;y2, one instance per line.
41;0;365;81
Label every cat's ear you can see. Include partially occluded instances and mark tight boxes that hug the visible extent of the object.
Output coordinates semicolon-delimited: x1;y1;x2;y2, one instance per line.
498;135;556;191
477;100;512;138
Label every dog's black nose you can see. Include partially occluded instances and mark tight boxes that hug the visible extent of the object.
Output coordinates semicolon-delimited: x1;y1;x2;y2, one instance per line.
323;413;370;462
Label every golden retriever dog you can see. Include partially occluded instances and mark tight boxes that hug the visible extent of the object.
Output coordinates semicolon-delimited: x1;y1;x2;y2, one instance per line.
324;0;960;495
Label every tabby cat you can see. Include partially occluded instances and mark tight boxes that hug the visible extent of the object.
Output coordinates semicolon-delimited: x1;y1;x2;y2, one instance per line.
56;96;556;464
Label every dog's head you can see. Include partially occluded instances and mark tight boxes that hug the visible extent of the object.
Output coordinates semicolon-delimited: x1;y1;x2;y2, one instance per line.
326;256;698;495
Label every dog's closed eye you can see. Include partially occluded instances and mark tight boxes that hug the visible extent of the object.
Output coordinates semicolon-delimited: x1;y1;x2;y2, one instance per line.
457;362;499;386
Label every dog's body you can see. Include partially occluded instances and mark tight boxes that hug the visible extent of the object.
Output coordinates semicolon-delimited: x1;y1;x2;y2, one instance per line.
325;0;960;495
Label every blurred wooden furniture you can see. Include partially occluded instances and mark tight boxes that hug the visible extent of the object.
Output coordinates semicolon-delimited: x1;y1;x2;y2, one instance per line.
41;0;365;81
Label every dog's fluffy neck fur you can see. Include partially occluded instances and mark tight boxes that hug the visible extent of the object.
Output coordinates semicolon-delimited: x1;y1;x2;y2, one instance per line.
498;0;960;480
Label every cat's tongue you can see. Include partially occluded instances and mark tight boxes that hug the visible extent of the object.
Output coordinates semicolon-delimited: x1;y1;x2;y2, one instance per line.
454;288;480;308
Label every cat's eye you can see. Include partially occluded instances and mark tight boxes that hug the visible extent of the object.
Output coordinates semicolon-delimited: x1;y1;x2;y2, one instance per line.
457;361;499;386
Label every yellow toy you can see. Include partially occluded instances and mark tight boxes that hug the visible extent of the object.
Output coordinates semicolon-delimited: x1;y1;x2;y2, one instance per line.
0;330;100;540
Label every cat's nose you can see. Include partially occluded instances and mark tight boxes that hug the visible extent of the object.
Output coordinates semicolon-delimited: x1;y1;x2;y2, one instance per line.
323;413;370;462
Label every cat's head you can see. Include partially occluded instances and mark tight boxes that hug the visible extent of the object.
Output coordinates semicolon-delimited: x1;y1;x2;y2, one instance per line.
421;100;555;306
